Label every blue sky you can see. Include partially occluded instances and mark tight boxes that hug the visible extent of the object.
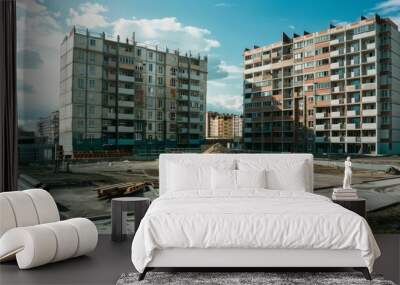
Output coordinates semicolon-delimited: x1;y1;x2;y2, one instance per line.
17;0;400;130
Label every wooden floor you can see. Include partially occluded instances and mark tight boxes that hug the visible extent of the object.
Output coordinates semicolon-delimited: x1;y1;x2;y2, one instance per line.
0;234;399;285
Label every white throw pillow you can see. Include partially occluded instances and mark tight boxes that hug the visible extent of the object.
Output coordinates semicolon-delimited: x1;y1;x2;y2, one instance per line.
238;159;307;191
167;162;211;191
211;168;237;190
236;169;267;189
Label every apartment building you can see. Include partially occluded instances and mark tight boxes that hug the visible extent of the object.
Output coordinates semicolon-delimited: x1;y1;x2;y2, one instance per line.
243;15;400;155
59;27;207;156
205;111;243;139
37;111;59;144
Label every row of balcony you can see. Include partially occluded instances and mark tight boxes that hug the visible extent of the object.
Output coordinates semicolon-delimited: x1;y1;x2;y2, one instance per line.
315;122;377;130
315;136;377;143
315;109;377;118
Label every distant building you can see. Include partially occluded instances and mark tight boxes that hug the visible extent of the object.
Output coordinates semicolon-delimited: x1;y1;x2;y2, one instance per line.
38;111;59;144
243;15;400;155
206;112;243;139
59;27;208;157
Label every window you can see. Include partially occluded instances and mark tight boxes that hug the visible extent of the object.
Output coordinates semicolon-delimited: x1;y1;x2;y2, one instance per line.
148;75;152;84
314;35;329;43
353;24;375;35
89;52;95;63
315;71;329;78
89;39;96;46
316;82;330;89
170;78;176;87
158;65;163;74
137;49;142;56
148;51;153;59
78;78;85;89
158;77;163;85
89;79;95;89
148;63;153;72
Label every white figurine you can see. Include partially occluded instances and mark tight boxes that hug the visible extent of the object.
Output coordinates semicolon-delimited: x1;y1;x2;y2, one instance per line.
343;156;352;189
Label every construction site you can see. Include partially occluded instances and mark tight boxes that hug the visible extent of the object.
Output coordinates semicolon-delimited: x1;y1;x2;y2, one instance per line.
18;144;400;234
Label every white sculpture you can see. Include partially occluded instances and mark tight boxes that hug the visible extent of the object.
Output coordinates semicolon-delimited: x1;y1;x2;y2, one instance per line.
343;156;352;189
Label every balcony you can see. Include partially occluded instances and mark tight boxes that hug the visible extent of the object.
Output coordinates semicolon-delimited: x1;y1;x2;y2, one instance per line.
330;74;344;81
363;109;377;116
244;117;252;123
331;123;344;130
365;69;376;76
244;137;252;143
330;38;344;45
347;110;360;117
365;56;376;63
315;136;329;143
347;123;360;130
362;123;377;129
179;128;188;133
365;42;376;50
179;84;189;90
178;106;189;112
118;87;134;95
348;60;360;66
346;136;361;143
353;30;375;40
118;100;134;107
176;117;188;122
346;85;360;92
315;112;328;119
106;126;116;132
330;62;344;69
331;136;345;143
362;83;376;90
348;97;360;104
331;111;343;118
119;75;135;82
362;96;377;103
191;85;201;92
118;113;134;120
331;99;345;105
330;50;344;57
178;95;188;101
332;86;344;93
361;136;377;143
244;127;252;133
118;126;135;132
315;124;329;130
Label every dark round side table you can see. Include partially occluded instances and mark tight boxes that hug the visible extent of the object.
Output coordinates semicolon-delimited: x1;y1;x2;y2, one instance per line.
111;197;150;242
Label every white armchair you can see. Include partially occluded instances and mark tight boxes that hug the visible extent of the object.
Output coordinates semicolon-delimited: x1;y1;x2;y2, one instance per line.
0;189;98;269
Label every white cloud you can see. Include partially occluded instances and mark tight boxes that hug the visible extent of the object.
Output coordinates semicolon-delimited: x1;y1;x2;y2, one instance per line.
17;0;64;131
374;0;400;14
207;60;243;114
331;19;349;26
112;17;220;53
215;3;233;7
372;0;400;26
288;25;295;30
67;2;110;29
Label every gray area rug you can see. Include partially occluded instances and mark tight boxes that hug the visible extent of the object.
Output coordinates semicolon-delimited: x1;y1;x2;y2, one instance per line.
116;272;395;285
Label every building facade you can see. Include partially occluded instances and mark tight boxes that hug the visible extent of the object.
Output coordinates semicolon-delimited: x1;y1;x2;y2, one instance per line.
59;27;207;156
205;112;243;139
37;111;59;144
243;15;400;155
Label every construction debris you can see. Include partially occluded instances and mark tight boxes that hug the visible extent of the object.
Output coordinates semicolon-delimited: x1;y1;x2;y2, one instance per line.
202;143;228;154
96;181;154;199
385;166;400;175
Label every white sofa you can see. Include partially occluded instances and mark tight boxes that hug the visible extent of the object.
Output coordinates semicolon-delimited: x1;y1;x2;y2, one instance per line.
0;189;98;269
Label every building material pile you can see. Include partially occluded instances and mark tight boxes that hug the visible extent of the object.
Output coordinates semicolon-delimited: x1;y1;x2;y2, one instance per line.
202;143;228;154
96;182;153;198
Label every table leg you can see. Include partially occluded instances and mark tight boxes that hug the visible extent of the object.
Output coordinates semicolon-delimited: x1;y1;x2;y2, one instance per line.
112;201;125;242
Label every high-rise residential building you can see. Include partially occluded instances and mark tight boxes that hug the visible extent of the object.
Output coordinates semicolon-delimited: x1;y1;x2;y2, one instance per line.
205;112;243;139
243;15;400;155
37;111;59;144
59;27;207;157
